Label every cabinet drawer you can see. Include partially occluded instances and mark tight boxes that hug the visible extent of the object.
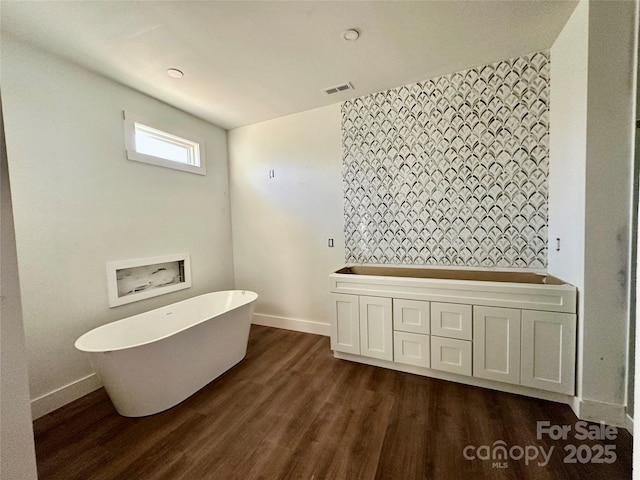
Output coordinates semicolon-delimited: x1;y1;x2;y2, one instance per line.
394;331;430;368
431;302;472;340
393;299;430;334
430;336;472;376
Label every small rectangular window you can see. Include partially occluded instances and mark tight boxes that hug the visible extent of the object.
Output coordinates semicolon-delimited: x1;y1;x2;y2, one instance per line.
123;111;206;175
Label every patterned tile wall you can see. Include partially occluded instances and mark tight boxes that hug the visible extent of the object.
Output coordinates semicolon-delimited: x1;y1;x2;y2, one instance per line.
342;51;549;268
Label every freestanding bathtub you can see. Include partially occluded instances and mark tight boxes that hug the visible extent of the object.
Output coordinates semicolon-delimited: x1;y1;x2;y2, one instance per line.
75;290;258;417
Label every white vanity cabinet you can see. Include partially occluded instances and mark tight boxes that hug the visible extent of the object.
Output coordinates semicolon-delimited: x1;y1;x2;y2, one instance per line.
430;335;472;376
393;299;431;368
430;302;472;375
330;293;360;355
359;296;393;361
394;331;431;368
520;310;576;395
471;306;576;394
329;294;398;362
329;267;578;401
431;302;472;340
393;299;430;334
473;306;522;385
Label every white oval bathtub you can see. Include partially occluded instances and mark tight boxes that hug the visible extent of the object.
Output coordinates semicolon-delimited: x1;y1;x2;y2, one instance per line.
75;290;258;417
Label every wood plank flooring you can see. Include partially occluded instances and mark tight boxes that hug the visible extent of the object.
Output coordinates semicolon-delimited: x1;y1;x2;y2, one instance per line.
34;325;632;479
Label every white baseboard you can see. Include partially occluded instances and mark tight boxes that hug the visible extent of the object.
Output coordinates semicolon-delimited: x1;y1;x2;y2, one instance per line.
252;313;330;337
31;373;102;420
573;398;628;428
625;413;634;434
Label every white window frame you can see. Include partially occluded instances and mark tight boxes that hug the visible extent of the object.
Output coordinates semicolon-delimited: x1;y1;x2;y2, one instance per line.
123;111;206;175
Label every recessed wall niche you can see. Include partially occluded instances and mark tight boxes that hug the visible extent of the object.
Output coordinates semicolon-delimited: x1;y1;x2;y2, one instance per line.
106;253;192;307
342;51;549;268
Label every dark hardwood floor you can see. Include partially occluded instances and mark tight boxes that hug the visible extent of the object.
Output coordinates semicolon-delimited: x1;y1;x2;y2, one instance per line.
34;325;632;479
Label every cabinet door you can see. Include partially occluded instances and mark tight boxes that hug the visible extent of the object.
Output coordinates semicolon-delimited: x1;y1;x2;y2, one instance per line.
473;306;521;385
330;294;360;354
393;299;430;334
521;311;576;395
359;296;393;361
431;302;472;340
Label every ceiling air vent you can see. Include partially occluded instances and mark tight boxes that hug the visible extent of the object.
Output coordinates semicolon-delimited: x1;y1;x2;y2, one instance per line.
324;82;353;95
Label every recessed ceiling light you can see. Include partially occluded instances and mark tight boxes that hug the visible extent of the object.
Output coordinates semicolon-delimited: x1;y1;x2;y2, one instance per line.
166;68;184;79
342;29;359;41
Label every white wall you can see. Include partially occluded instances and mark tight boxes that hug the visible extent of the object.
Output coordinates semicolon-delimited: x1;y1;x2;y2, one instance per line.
0;99;38;479
548;0;588;291
547;0;589;414
1;36;235;418
229;104;344;335
550;0;638;426
581;0;636;419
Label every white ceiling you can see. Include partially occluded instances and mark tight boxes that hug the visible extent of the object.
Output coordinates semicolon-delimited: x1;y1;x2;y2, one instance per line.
1;1;578;130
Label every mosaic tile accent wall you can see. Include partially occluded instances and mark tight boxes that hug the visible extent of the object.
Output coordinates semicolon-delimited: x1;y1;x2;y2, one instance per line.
342;51;549;268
